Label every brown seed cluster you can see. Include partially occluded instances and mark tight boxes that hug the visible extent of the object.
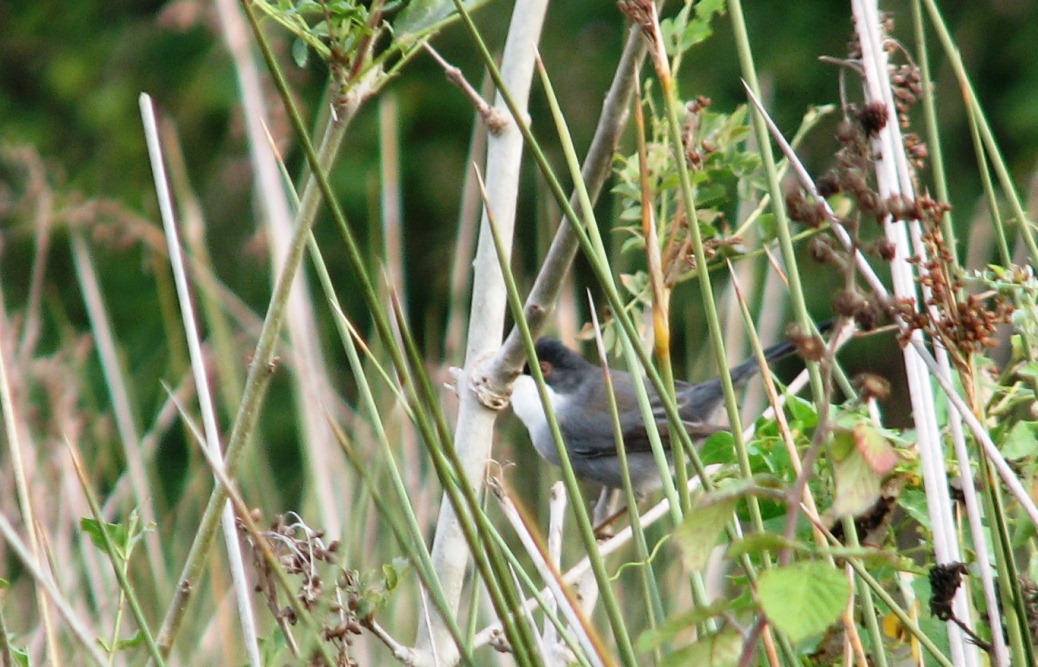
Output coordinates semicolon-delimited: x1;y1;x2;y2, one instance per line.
786;322;829;363
893;221;1013;356
789;26;1015;354
683;96;714;169
853;372;891;402
890;62;923;130
617;0;656;35
243;511;374;666
1022;577;1038;647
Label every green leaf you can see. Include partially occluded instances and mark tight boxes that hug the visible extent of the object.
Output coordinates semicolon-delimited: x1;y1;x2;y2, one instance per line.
898;488;932;530
637;599;734;653
1002;421;1038;460
660;0;726;57
291;38;309;68
9;643;29;667
394;0;484;39
672;494;737;571
259;628;289;663
727;533;802;560
80;517;127;557
659;628;742;667
830;442;884;520
828;418;897;521
758;562;849;642
695;183;727;207
113;631;146;650
382;557;410;591
80;513;151;560
700;430;734;464
784;394;819;427
1017;361;1038;380
853;423;899;475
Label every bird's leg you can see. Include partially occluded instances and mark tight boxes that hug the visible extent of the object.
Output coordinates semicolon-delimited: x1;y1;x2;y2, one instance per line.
592;488;628;539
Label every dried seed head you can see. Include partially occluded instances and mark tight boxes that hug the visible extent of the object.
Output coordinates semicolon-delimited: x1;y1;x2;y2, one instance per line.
854;372;891;401
857;102;888;137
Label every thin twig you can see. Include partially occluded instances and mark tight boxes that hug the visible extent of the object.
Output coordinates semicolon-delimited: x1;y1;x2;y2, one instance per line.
423;43;508;133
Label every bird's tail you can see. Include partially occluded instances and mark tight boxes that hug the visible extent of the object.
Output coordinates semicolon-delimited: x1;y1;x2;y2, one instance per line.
728;319;834;387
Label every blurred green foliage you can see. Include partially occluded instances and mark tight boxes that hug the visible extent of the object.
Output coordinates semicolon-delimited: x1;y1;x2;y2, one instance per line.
1;0;1036;486
2;1;1036;323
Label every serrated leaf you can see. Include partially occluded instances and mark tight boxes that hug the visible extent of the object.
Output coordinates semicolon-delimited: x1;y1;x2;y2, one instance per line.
758;561;849;642
672;493;738;571
637;599;733;653
854;423;898;474
1002;421;1038;460
660;628;742;667
700;430;733;464
727;533;801;560
830;442;884;519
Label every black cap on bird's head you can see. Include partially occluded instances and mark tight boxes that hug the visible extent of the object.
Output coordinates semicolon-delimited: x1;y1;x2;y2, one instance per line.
522;338;592;393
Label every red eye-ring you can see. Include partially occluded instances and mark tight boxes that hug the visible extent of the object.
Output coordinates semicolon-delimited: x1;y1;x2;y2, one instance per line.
539;360;553;377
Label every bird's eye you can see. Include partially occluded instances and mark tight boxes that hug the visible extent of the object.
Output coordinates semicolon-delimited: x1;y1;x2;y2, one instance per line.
539;360;553;377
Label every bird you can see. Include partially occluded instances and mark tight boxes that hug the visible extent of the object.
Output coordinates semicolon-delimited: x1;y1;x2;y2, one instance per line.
510;333;817;492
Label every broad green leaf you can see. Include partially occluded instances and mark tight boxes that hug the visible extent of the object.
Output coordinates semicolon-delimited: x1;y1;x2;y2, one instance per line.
659;628;742;667
758;562;849;642
700;431;734;465
1002;420;1038;460
394;0;484;39
830;442;884;519
673;494;737;571
898;488;932;530
727;533;801;560
828;414;897;520
637;599;734;653
1017;360;1038;380
852;423;899;475
784;394;819;427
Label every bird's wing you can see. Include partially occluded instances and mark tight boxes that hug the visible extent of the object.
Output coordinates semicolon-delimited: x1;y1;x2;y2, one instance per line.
572;399;724;459
613;418;727;456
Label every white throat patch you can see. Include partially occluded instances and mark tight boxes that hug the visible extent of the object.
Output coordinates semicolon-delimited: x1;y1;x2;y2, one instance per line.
511;375;569;431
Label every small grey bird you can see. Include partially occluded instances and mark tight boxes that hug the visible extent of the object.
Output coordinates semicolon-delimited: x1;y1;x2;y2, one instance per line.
511;335;811;492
